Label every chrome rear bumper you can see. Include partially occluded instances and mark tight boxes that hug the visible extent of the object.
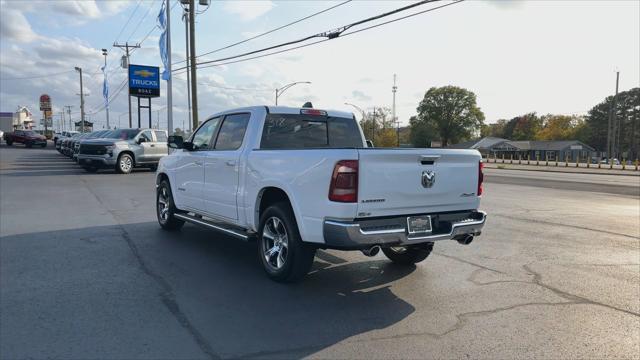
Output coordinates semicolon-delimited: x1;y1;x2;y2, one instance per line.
323;210;486;249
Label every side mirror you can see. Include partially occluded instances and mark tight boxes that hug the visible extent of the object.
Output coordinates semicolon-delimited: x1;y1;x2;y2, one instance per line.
137;137;147;144
168;135;184;149
366;140;374;148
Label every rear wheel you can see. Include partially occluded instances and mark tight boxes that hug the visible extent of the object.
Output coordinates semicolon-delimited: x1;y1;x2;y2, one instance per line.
258;202;316;283
6;140;12;146
116;153;134;174
382;243;433;265
157;180;184;231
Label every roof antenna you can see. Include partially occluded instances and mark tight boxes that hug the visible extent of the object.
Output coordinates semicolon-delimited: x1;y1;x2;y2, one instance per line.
302;102;313;108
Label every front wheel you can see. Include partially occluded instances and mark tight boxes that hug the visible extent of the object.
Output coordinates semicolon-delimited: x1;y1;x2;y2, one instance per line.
157;180;184;231
25;141;33;148
258;202;316;283
382;243;433;265
116;153;134;174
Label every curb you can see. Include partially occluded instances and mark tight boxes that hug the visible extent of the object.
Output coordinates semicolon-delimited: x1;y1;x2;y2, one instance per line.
484;164;640;177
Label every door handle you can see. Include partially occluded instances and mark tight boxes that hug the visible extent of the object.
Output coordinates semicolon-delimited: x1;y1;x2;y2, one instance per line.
150;144;155;147
226;160;236;166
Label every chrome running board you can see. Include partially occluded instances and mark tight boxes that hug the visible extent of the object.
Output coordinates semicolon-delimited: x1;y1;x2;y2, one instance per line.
174;213;254;241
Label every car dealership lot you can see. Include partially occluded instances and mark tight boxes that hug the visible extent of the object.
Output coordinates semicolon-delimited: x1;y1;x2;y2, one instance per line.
1;145;638;359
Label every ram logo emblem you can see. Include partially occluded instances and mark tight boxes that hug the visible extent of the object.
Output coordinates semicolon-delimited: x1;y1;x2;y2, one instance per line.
421;170;436;188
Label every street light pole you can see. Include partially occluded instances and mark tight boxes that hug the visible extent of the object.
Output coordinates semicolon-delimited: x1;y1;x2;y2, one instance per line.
102;48;110;129
74;67;85;133
275;81;311;105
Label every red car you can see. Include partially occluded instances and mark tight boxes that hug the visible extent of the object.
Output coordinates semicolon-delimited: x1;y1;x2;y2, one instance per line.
3;130;47;148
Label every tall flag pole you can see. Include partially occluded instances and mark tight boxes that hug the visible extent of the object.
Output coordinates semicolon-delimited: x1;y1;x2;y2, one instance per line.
158;0;173;134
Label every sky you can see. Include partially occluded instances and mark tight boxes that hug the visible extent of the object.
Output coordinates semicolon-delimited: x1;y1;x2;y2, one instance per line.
0;0;638;132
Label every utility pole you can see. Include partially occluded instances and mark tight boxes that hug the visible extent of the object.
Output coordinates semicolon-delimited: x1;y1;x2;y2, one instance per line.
188;0;199;129
64;105;73;131
102;48;110;129
607;71;619;158
371;106;376;143
74;67;85;133
392;74;398;146
182;7;192;132
113;42;140;128
60;111;65;132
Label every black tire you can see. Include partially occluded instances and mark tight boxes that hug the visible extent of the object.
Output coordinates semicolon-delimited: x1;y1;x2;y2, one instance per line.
83;166;99;173
25;141;33;148
149;164;158;172
40;143;46;148
116;153;134;174
6;141;12;146
258;202;316;283
157;180;184;231
382;243;433;265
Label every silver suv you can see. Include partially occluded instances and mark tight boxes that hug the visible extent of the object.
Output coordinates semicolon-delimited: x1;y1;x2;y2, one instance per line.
77;128;168;174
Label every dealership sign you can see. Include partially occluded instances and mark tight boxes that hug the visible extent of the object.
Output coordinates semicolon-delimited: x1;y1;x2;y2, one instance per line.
39;94;51;111
128;64;160;98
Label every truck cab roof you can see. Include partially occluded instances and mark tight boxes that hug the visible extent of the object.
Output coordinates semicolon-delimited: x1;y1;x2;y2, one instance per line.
206;106;354;121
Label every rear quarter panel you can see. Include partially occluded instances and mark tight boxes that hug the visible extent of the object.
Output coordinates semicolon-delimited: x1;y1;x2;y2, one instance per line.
245;149;360;244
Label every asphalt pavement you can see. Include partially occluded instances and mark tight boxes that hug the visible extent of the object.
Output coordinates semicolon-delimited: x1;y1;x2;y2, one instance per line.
1;144;639;359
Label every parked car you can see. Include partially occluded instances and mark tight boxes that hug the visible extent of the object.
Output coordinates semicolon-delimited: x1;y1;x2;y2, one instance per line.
72;130;111;162
77;128;168;173
60;133;82;156
155;106;486;282
54;131;78;145
3;129;47;147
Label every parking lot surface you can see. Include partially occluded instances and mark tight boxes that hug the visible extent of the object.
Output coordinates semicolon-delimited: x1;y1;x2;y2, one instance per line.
1;145;639;359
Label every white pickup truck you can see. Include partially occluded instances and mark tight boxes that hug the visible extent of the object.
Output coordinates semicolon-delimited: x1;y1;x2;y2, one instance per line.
156;106;486;282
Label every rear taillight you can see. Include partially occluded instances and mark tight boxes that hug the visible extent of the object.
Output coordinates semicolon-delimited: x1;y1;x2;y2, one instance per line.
329;160;358;203
478;161;484;196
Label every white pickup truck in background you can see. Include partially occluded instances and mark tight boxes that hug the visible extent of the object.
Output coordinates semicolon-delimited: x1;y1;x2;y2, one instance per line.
156;105;486;282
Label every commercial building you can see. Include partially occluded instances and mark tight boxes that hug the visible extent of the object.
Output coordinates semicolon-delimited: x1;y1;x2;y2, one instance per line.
0;107;34;131
449;138;597;162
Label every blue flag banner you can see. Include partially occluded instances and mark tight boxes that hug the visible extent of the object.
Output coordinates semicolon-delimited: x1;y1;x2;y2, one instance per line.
158;1;170;81
102;64;109;105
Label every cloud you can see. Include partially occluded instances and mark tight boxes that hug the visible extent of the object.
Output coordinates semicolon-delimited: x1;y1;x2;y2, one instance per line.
223;1;274;21
0;9;39;42
48;1;101;18
484;0;524;9
351;90;372;102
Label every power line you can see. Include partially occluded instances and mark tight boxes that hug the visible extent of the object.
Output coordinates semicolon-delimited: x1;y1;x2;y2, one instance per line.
175;0;444;72
172;0;352;66
113;0;143;44
173;76;271;91
126;1;159;43
176;0;464;74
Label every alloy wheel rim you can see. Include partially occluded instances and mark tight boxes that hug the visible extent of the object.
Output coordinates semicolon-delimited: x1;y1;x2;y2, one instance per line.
121;157;132;172
262;216;289;270
157;186;169;222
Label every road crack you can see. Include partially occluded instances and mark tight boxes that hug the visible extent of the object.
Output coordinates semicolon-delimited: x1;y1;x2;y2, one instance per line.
80;178;220;360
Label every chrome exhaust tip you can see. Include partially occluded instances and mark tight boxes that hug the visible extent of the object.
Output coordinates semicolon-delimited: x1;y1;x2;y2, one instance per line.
457;235;474;245
361;246;381;257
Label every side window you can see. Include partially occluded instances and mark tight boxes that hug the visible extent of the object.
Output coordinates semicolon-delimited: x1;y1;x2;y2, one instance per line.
191;117;220;150
154;131;167;142
140;130;153;142
214;113;250;151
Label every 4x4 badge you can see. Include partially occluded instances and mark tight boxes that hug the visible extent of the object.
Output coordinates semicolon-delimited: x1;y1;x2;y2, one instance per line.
421;170;435;188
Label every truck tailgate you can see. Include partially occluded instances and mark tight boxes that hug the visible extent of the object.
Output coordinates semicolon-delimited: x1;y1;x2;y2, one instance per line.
356;149;481;218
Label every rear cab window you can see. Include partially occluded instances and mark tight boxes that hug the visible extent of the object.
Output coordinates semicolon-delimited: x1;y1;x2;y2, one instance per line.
260;114;362;149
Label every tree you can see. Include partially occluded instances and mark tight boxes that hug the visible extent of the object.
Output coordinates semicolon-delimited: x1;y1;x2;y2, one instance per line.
410;86;484;147
536;114;585;140
510;113;542;140
585;87;639;159
359;107;393;145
